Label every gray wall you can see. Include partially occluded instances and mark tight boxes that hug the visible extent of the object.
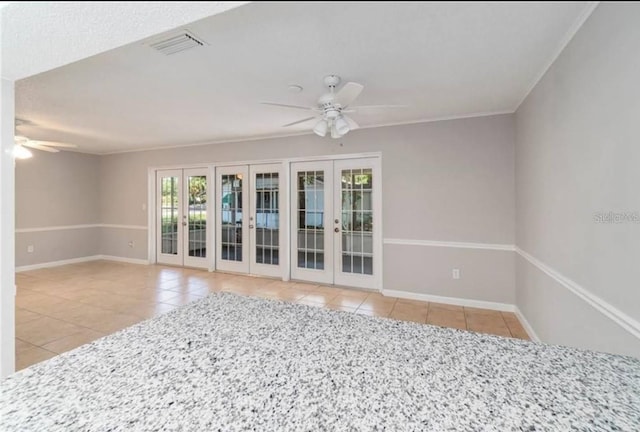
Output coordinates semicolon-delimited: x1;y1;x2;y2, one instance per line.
15;150;101;267
100;114;516;303
515;3;640;357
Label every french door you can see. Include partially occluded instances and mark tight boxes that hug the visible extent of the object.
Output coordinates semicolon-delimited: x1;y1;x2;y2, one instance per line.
290;158;380;289
215;164;283;277
156;168;210;269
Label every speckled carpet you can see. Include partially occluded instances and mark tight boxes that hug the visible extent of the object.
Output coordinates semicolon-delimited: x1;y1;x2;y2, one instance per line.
1;292;639;431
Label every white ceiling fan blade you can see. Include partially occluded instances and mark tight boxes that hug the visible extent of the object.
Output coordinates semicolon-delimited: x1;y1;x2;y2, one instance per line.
342;104;408;113
260;102;318;111
15;135;28;143
343;115;360;130
23;142;60;153
282;116;317;127
334;82;364;108
29;140;77;148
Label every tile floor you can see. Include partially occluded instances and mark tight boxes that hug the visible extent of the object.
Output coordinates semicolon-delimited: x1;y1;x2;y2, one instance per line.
15;260;529;371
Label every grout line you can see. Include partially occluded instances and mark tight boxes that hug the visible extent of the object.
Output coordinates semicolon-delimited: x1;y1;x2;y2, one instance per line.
499;311;514;338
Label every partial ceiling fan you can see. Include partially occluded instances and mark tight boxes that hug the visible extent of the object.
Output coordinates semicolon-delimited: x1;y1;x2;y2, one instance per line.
14;118;78;159
14;135;77;159
261;75;405;138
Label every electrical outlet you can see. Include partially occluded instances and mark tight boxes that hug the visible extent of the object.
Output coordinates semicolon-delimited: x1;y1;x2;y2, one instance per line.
27;245;34;253
452;268;460;279
128;241;135;248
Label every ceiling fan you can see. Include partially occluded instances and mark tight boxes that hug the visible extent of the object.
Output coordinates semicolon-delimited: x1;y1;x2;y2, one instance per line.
14;118;78;159
14;135;78;159
261;75;405;138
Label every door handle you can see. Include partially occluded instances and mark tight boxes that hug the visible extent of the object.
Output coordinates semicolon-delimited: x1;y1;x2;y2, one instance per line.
182;222;187;226
249;225;254;229
334;227;340;233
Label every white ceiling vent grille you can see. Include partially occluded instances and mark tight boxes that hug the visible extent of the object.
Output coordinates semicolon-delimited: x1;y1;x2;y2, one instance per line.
149;31;205;55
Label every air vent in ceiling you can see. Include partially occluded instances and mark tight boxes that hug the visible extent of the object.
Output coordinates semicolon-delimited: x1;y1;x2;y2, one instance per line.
149;31;206;55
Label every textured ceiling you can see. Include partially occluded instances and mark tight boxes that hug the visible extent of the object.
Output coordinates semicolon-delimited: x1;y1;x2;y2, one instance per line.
14;2;597;154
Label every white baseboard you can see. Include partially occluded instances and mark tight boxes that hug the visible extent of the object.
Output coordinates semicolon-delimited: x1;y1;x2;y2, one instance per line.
99;255;149;266
382;289;516;313
16;255;149;272
514;307;540;342
15;255;104;272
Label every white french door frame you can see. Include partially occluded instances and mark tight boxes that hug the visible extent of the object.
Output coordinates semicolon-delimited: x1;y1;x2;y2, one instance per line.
249;163;285;278
146;152;382;290
156;169;183;267
155;168;211;269
289;157;382;290
333;157;382;290
216;165;250;274
290;160;334;285
182;168;211;269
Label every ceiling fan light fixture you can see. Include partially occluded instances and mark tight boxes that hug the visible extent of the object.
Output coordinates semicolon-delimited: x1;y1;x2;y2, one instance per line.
13;144;33;160
313;119;328;137
330;124;343;139
334;116;350;136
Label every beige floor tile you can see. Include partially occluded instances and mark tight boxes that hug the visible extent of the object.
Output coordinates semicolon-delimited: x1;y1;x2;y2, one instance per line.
328;294;367;308
294;298;325;308
16;316;87;346
15;338;38;354
324;304;357;313
41;328;106;354
15;263;529;360
464;306;499;316
16;292;69;311
58;304;125;329
465;309;511;337
502;312;530;340
163;283;212;296
334;288;370;300
392;302;430;315
429;302;464;312
22;297;88;318
427;309;467;330
395;298;430;312
389;308;427;324
360;293;398;309
270;289;309;302
121;302;179;319
16;346;58;371
15;308;43;324
290;282;320;292
161;292;207;306
86;313;144;334
354;307;392;318
356;302;395;316
313;285;344;296
122;288;185;303
298;291;339;305
77;292;151;312
358;295;397;313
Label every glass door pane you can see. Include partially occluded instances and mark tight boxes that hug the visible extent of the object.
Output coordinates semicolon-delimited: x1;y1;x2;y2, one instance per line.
297;170;325;270
250;164;282;278
255;174;279;265
216;165;249;274
340;168;373;275
187;175;207;258
182;168;210;269
220;173;243;261
161;176;179;255
290;160;333;285
156;169;183;266
334;158;379;290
